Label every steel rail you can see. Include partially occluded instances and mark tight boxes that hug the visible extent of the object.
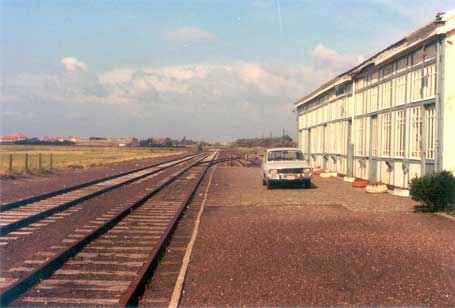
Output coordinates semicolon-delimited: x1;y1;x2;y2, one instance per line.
119;153;217;307
0;152;200;213
0;153;206;235
209;156;240;165
0;153;210;307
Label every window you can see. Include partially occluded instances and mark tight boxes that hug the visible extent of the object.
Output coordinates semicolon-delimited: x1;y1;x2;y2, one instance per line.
340;98;346;118
422;64;436;98
364;89;370;113
397;57;407;72
411;70;423;102
372;70;379;83
355;79;363;90
381;113;392;157
331;123;337;153
336;86;346;96
371;117;378;156
345;96;352;116
355;92;363;115
412;48;424;66
395;75;406;105
425;106;435;160
395;110;406;157
336;121;346;154
410;107;422;159
268;150;304;161
355;119;364;156
383;63;394;78
382;81;391;108
370;86;378;112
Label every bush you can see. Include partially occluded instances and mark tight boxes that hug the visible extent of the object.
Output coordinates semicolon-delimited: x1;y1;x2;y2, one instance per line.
410;170;455;211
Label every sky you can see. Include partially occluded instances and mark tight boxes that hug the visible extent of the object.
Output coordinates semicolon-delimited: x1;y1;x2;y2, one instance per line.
1;0;454;141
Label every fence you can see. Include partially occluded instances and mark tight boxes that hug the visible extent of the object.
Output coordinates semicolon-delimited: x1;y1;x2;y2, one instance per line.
2;153;54;175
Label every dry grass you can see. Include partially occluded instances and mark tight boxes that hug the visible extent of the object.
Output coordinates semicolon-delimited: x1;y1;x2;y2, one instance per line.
0;145;189;175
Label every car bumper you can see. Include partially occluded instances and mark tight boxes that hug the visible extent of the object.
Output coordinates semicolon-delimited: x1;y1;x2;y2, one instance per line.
268;174;312;182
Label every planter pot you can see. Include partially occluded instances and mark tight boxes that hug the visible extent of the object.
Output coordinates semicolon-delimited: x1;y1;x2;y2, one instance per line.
352;180;369;188
331;172;338;177
320;172;332;178
365;184;388;193
313;169;322;175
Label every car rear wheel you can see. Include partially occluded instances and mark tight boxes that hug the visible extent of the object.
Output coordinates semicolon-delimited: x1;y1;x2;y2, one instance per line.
266;180;273;189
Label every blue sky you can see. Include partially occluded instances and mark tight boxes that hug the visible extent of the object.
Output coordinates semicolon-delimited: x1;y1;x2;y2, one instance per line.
1;0;454;141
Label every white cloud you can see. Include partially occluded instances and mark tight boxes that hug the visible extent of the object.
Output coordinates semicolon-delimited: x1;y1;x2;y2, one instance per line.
165;26;216;43
3;45;361;139
311;44;363;72
251;0;273;9
61;57;88;71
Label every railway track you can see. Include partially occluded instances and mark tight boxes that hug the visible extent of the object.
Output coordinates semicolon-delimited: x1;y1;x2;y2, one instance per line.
0;153;204;238
0;151;219;306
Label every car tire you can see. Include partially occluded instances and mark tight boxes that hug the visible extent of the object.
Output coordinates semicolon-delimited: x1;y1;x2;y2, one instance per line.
304;180;311;188
262;178;266;186
266;180;272;190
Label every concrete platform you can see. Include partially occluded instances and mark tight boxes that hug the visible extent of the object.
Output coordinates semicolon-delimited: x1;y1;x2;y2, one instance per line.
181;166;455;307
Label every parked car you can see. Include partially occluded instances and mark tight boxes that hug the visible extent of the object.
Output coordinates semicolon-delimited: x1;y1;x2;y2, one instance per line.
261;147;312;189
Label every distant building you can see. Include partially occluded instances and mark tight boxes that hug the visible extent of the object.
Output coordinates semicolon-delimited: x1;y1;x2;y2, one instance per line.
294;10;455;189
38;136;59;142
0;133;27;143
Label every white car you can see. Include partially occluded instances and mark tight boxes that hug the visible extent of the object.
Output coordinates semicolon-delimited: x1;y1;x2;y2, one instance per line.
261;147;312;189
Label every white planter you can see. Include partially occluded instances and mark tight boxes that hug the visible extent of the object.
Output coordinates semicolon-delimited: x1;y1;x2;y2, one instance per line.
365;184;388;193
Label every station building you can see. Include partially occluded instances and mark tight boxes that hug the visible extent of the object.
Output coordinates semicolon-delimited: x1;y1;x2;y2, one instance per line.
295;10;455;189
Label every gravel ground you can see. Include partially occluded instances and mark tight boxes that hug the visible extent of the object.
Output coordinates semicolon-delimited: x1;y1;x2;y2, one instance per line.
181;166;455;308
0;152;188;205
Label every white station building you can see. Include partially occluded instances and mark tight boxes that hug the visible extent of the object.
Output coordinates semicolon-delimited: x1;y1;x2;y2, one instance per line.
295;10;455;189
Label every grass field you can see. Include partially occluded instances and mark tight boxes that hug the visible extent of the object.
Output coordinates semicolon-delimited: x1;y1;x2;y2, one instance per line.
0;145;189;175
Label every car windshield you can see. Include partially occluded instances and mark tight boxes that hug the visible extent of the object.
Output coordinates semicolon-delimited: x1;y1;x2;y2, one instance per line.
268;150;304;161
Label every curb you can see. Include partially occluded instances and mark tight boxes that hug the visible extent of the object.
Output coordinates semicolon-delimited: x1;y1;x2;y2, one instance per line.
168;165;217;308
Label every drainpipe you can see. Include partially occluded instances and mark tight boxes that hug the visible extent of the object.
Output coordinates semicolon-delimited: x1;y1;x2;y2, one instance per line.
349;79;356;177
435;35;445;171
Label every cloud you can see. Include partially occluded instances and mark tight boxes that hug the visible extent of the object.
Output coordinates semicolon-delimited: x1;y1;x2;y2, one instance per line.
311;44;363;72
3;45;360;139
61;57;88;71
165;26;216;43
251;0;273;9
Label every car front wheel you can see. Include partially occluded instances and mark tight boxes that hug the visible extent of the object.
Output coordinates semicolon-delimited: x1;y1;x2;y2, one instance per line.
304;180;311;188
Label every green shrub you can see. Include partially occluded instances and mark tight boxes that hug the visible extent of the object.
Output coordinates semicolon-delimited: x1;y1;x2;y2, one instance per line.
410;170;455;211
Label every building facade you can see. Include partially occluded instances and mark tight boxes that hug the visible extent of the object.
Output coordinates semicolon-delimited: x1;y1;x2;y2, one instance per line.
295;10;455;189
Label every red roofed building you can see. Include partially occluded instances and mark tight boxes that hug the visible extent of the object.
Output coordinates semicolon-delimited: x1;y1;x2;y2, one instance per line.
0;133;27;143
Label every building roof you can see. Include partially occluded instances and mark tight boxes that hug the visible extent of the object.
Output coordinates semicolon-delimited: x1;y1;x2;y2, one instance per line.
294;9;455;108
0;133;27;141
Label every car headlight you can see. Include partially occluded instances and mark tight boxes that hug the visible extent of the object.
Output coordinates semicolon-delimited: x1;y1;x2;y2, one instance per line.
303;168;312;173
269;169;278;174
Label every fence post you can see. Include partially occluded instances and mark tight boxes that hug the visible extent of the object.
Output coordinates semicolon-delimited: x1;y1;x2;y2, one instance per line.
8;154;13;175
50;153;53;170
25;153;29;173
